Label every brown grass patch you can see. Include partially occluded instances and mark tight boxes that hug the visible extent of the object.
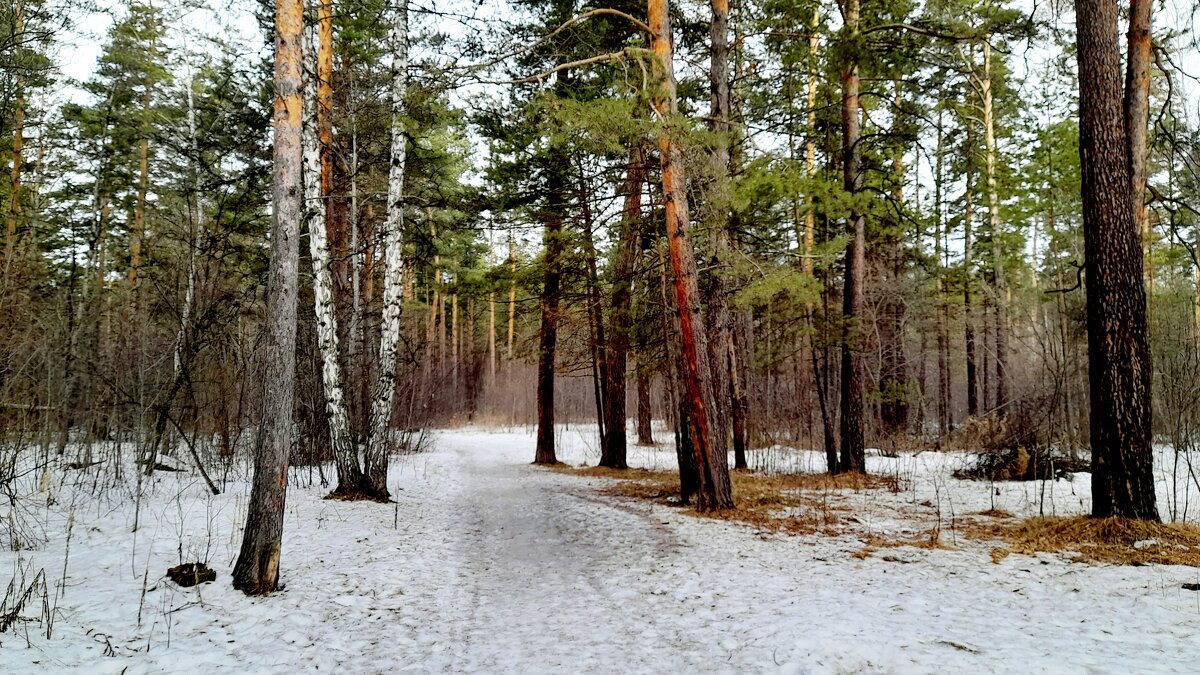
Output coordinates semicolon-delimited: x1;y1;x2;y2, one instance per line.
967;516;1200;566
549;465;675;482
552;465;898;534
850;528;955;560
859;528;954;551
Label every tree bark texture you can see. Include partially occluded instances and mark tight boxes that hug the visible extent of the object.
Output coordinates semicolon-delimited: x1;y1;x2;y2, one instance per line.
837;0;866;474
963;111;979;418
303;27;369;498
534;148;567;465
660;242;698;502
650;0;733;510
365;0;409;497
1125;0;1152;284
5;0;23;264
980;41;1009;415
636;366;654;445
600;148;646;468
1074;0;1158;520
233;0;304;595
705;0;750;469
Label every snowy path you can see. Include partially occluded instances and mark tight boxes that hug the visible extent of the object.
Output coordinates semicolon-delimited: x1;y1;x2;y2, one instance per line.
443;444;687;671
4;427;1200;673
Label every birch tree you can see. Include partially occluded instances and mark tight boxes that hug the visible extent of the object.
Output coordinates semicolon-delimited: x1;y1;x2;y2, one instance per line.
303;17;369;498
364;0;409;497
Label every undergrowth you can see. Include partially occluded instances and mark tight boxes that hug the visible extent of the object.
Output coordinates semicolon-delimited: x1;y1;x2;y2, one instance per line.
967;515;1200;567
552;465;898;535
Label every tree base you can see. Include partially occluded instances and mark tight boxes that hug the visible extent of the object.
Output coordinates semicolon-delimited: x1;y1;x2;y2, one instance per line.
324;484;390;503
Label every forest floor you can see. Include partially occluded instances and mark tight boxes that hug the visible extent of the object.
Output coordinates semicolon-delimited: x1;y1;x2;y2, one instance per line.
3;425;1200;673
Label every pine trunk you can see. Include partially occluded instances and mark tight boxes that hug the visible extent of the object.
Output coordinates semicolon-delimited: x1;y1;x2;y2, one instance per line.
837;0;866;474
660;243;698;502
233;0;304;594
600;149;646;468
981;42;1009;415
5;0;23;264
963;113;979;418
636;367;654;445
650;0;733;510
934;108;950;437
1126;0;1152;287
534;148;567;465
507;235;517;361
1075;0;1157;519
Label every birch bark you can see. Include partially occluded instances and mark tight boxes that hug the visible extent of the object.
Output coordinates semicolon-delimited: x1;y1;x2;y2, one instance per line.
365;0;409;496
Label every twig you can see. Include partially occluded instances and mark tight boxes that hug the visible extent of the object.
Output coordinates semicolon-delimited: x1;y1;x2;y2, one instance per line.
1045;260;1085;294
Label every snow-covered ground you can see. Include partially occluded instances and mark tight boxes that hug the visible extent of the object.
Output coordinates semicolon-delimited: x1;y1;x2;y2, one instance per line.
2;425;1200;673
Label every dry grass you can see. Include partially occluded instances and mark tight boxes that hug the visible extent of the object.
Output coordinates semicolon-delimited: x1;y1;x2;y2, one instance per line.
548;465;675;482
967;515;1200;567
858;528;955;551
551;464;898;535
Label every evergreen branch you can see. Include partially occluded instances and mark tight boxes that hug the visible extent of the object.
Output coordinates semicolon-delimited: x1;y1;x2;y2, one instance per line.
863;22;977;41
473;49;634;85
452;8;652;75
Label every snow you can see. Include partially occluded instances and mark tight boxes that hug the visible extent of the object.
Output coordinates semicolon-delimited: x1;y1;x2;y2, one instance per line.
3;425;1200;673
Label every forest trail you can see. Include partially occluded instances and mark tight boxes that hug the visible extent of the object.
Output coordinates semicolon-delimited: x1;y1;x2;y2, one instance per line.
442;441;693;671
5;427;1200;674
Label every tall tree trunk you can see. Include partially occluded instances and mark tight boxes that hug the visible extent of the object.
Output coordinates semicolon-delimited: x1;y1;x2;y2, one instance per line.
488;291;497;382
636;366;654;444
346;71;365;438
803;4;819;278
1074;0;1157;519
507;233;517;361
837;0;866;474
879;81;909;435
981;41;1009;415
304;25;367;497
705;0;751;468
317;0;333;222
534;159;564;465
601;148;646;468
934;107;950;437
129;33;155;289
660;241;698;502
1126;0;1152;289
233;0;304;594
580;193;608;452
452;284;460;398
963;110;979;418
5;0;23;265
650;0;733;510
364;0;408;497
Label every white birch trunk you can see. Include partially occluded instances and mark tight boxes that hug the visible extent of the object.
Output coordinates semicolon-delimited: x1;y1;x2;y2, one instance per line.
175;70;203;378
303;25;363;492
348;71;363;412
366;0;408;495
